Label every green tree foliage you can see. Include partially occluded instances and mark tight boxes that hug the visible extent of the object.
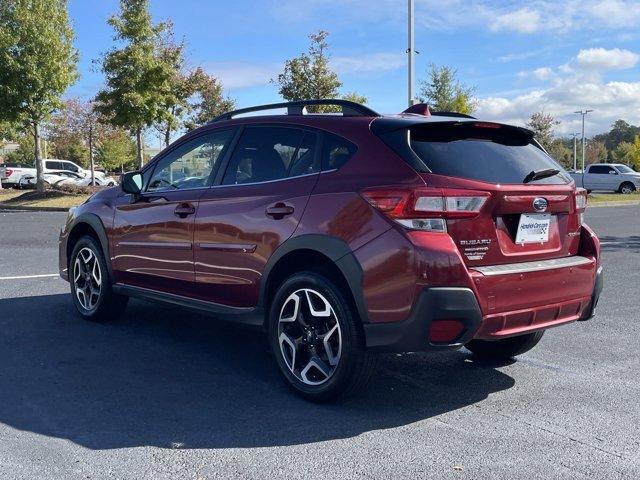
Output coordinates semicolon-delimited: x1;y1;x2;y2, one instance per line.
526;111;559;149
153;22;192;147
95;129;137;172
96;0;176;167
185;68;236;130
593;119;640;156
274;31;341;105
585;140;608;165
418;64;476;114
546;139;572;168
612;141;634;165
48;99;94;166
0;0;78;191
5;132;36;165
342;92;368;105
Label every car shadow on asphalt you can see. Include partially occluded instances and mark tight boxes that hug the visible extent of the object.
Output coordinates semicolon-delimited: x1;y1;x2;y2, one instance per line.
0;294;515;450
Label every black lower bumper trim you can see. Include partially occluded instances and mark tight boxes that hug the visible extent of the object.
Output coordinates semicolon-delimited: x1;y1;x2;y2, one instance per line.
363;287;482;353
580;265;603;321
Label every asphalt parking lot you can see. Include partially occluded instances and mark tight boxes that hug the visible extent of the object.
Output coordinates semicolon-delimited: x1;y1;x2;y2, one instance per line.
0;205;638;479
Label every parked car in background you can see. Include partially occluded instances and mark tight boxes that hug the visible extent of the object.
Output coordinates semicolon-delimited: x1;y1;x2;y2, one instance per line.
1;162;35;187
1;159;109;188
18;170;118;189
59;99;602;402
18;171;70;189
569;163;640;193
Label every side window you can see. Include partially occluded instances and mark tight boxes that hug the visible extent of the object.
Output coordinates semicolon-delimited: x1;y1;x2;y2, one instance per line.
46;161;62;170
64;162;80;173
147;130;233;192
589;166;607;174
222;127;318;185
321;133;357;171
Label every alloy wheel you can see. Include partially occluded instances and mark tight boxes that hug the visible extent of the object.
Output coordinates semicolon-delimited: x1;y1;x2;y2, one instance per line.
73;247;102;311
278;288;343;386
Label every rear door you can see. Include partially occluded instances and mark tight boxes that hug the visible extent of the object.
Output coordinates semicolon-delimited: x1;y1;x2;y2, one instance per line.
404;122;581;267
111;129;234;296
193;125;320;307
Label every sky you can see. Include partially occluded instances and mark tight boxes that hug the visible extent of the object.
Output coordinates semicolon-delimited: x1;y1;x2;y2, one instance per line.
67;0;640;142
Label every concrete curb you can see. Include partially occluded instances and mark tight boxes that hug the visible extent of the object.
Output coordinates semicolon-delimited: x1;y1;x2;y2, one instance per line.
588;200;640;208
0;203;70;212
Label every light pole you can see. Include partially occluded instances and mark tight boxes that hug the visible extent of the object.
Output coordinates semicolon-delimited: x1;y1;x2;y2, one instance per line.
407;0;415;107
574;109;594;172
570;132;580;170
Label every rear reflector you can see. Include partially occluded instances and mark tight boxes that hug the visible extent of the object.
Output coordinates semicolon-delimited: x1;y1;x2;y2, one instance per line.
429;319;465;343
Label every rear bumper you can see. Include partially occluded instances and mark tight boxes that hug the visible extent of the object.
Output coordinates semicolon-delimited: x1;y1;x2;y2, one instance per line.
364;287;482;353
363;263;603;352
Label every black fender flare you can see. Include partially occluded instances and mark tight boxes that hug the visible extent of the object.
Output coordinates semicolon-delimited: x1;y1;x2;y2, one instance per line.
67;213;115;282
258;234;370;324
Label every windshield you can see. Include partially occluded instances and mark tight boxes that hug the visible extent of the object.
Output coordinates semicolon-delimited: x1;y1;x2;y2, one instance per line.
409;123;571;185
616;165;637;174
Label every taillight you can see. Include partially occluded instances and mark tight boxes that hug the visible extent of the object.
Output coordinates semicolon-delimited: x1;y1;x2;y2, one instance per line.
575;188;588;225
575;188;588;210
362;188;490;232
5;168;13;177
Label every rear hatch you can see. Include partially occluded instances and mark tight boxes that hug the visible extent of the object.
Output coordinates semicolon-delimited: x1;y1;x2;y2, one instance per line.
373;119;586;267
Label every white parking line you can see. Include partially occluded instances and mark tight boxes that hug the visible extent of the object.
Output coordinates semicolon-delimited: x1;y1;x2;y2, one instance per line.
0;274;59;280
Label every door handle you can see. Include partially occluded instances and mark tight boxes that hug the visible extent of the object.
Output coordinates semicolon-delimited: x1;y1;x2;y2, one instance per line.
266;202;294;219
174;202;196;218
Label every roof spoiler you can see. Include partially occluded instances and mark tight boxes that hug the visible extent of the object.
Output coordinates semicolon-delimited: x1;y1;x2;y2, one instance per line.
401;103;476;119
402;103;431;116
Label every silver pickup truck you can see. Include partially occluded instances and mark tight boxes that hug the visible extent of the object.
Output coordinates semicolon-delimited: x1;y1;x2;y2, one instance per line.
569;163;640;194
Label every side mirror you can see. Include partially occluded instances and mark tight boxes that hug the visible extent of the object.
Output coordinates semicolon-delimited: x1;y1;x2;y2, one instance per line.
609;170;619;175
121;171;143;195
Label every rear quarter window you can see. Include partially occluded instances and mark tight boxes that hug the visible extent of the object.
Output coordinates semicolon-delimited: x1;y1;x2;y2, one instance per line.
407;123;571;185
321;133;357;171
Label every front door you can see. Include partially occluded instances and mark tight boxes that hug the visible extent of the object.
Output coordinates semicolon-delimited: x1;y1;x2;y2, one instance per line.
112;129;235;296
193;125;320;307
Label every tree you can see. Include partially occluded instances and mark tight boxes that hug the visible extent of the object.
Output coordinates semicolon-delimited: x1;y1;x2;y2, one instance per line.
273;31;342;110
527;111;559;150
612;141;634;166
5;132;36;165
0;0;78;192
185;68;236;129
342;92;368;105
418;64;476;114
96;0;175;167
153;22;192;147
585;140;608;165
547;138;572;168
48;99;95;166
95;129;137;172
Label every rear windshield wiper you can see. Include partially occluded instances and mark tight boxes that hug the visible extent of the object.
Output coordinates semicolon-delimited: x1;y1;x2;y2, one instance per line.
523;168;560;184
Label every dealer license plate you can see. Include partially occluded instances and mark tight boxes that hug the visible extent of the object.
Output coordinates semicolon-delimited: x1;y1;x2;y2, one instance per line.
515;213;551;244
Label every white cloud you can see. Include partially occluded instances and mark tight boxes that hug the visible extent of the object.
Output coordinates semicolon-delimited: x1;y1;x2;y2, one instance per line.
490;8;541;34
587;0;640;28
331;52;405;76
476;78;640;135
575;47;639;70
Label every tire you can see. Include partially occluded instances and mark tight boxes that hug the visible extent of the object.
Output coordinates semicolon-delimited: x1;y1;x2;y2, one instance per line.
465;331;544;360
619;182;636;194
69;235;128;322
268;271;378;402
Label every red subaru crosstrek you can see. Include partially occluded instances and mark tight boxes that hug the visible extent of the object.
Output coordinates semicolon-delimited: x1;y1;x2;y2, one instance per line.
59;99;603;401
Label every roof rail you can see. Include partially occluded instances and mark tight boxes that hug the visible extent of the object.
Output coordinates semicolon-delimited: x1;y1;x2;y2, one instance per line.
429;111;476;119
210;99;380;123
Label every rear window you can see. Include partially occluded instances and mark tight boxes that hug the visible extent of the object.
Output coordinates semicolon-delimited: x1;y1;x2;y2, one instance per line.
409;123;571;185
